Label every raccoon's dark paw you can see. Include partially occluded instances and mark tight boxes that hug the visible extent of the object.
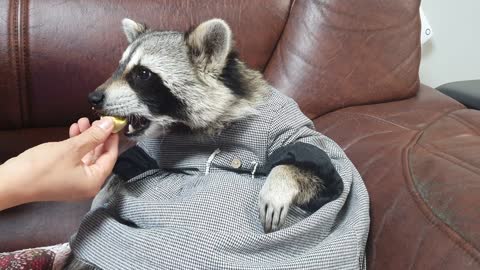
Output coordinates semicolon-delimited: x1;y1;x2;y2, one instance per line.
258;165;300;233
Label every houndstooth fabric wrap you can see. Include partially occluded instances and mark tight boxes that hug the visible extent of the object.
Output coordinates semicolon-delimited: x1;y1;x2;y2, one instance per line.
70;88;370;269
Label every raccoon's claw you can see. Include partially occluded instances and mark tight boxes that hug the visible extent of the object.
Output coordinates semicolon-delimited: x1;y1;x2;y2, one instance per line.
259;198;290;233
258;167;299;233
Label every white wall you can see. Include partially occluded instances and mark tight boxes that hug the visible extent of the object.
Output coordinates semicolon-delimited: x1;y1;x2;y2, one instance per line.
420;0;480;88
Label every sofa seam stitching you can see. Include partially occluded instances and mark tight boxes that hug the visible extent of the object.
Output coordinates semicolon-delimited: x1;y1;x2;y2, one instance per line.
419;143;480;176
10;0;22;127
449;113;480;137
15;0;24;126
21;0;30;127
17;0;30;127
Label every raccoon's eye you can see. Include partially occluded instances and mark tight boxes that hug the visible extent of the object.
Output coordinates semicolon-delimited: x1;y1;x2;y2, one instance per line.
137;69;152;80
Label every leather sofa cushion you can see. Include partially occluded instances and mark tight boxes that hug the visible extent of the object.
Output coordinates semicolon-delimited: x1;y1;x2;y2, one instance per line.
265;0;422;119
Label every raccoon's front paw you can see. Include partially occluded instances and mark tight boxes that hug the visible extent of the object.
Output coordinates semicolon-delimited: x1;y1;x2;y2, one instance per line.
259;165;300;233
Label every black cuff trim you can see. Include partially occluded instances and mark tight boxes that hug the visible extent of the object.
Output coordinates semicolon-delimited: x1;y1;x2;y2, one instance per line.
261;142;344;211
112;146;159;180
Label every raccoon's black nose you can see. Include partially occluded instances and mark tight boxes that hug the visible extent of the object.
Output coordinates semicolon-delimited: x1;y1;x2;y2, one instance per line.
88;91;105;107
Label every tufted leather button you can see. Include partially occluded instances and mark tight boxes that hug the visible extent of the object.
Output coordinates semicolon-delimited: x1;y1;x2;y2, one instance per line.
231;158;242;169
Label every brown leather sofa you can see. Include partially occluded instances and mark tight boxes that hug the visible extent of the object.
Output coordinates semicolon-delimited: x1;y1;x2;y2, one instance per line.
1;0;479;269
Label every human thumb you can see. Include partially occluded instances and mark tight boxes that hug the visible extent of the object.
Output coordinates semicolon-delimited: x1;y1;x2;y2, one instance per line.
69;117;114;157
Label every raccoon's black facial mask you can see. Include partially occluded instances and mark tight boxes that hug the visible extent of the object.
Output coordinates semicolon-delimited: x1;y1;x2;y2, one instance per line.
122;65;185;136
126;65;185;117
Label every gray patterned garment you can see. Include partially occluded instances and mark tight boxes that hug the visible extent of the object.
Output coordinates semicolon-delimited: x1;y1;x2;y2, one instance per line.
70;88;370;269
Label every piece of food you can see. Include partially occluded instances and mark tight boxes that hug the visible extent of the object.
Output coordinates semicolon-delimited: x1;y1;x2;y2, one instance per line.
101;116;127;133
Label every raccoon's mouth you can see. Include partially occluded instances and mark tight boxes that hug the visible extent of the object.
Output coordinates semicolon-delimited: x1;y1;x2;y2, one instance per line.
124;115;150;137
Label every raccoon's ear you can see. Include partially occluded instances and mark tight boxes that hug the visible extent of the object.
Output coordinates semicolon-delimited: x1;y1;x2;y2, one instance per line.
122;18;147;43
186;18;232;72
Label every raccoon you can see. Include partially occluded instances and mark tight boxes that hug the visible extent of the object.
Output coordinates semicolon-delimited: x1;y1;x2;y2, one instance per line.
65;18;334;270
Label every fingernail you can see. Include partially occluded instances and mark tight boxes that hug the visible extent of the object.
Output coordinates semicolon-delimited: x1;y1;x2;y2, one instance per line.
96;117;113;130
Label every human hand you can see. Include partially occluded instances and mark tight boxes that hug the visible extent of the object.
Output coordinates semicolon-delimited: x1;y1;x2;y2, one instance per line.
0;117;119;210
70;118;135;158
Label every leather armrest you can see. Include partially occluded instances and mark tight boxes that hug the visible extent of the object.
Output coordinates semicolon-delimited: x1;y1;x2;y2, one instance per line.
437;80;480;109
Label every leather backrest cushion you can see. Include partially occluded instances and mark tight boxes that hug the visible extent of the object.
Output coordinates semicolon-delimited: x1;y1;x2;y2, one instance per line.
0;0;23;129
0;0;291;129
264;0;421;119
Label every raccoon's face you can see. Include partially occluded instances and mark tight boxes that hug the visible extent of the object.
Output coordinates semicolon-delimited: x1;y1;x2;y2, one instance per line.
88;18;263;139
